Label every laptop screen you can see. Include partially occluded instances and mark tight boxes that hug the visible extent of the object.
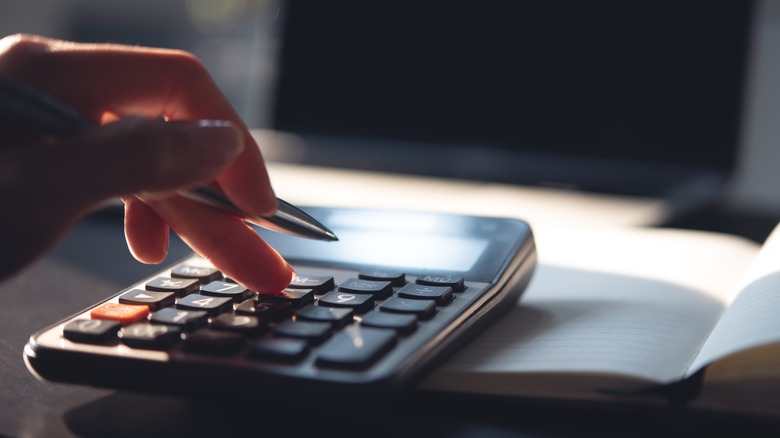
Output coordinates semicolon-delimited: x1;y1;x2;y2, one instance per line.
269;1;754;197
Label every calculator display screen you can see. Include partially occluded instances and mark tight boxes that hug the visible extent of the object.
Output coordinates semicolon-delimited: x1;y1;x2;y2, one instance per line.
254;208;531;281
283;230;488;273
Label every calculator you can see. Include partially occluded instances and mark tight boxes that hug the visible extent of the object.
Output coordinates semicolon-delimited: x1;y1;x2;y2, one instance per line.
24;207;536;401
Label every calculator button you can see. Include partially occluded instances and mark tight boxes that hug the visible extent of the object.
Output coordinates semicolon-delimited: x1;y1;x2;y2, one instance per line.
416;275;466;292
200;281;252;302
210;314;267;336
91;303;150;325
359;270;406;287
288;275;335;294
63;319;121;344
118;323;181;350
379;297;436;320
316;325;397;368
177;294;233;316
146;277;200;297
318;291;375;314
247;338;309;362
170;265;222;284
236;300;293;322
257;288;314;308
360;311;417;336
397;284;454;305
118;289;175;310
274;320;333;343
182;329;245;355
150;308;209;331
338;278;393;299
295;305;354;328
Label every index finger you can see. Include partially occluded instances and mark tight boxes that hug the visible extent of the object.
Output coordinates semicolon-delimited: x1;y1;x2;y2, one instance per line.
0;34;276;216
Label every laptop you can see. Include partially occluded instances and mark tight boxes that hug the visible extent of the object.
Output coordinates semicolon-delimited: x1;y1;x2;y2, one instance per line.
261;0;754;223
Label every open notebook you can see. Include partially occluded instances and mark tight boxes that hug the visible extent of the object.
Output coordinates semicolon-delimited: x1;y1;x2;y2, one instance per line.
420;222;780;416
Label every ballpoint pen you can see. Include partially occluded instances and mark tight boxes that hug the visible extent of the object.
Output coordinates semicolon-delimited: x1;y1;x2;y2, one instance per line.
0;75;338;242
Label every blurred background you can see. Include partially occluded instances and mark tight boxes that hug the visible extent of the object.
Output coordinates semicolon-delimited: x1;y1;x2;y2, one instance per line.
4;0;780;242
0;0;284;127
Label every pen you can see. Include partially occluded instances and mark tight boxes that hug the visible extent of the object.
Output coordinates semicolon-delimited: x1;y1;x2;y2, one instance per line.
0;75;338;242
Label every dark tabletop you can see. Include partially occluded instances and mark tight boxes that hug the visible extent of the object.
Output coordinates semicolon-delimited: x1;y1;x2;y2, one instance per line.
2;210;779;438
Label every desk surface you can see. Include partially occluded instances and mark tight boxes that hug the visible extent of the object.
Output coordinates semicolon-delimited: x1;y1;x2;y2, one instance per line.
2;169;780;437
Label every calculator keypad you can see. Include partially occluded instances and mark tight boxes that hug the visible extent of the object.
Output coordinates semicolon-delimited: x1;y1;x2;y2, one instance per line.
295;305;355;328
379;297;437;320
338;278;394;299
90;303;150;324
359;311;417;335
170;265;222;284
397;284;454;305
145;277;200;297
119;290;176;310
176;294;233;316
318;291;375;314
182;329;245;354
315;325;397;368
210;313;267;335
247;338;309;362
236;300;294;321
288;275;335;294
63;319;121;344
118;323;181;350
257;288;315;308
60;262;473;370
200;281;252;302
150;308;209;330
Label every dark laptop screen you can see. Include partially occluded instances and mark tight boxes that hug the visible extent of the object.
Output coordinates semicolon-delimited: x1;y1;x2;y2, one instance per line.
270;1;754;196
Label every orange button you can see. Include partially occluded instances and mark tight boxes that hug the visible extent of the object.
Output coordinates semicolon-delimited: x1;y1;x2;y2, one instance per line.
90;303;150;324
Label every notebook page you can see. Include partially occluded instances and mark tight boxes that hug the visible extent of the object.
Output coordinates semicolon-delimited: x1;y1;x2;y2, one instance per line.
422;227;759;391
689;222;780;375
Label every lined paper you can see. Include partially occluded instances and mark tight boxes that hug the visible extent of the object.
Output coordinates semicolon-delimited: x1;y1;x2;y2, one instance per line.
691;224;780;374
422;227;758;392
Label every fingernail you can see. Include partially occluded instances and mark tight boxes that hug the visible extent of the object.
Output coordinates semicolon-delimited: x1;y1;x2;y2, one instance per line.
183;120;244;166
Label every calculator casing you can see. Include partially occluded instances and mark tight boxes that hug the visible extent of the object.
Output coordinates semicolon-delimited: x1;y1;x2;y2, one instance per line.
24;207;536;401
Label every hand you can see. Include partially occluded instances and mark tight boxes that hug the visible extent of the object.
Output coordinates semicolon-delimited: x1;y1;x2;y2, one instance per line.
0;34;294;293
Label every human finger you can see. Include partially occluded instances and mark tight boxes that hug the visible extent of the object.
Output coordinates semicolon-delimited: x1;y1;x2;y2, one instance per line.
138;195;294;293
123;196;170;264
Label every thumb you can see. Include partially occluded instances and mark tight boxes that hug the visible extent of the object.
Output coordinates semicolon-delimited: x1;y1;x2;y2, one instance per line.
46;117;245;210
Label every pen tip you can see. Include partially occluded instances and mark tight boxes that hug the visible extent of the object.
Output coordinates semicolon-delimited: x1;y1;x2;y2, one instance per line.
321;229;338;242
